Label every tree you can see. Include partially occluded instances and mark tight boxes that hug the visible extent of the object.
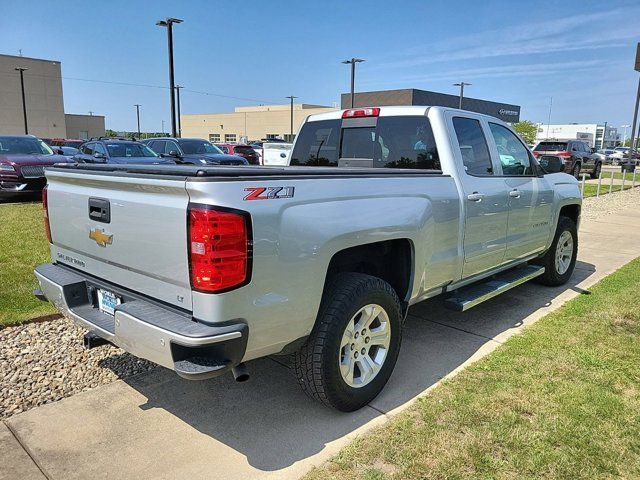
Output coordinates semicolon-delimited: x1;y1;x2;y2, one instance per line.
105;129;118;138
512;120;538;145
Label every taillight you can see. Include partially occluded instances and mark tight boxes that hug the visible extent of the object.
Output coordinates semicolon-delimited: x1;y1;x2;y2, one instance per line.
42;185;52;243
188;204;251;293
557;151;572;158
532;151;540;157
342;107;380;118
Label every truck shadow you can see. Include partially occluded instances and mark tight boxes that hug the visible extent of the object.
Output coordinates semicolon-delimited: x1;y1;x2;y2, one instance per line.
105;260;596;473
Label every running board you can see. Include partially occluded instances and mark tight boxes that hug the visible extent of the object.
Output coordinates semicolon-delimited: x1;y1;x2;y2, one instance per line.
445;265;545;312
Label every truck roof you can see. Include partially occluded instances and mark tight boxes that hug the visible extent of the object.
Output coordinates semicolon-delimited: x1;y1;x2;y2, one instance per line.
306;105;504;124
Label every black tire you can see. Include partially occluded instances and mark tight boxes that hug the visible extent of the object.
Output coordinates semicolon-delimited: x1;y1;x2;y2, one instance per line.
293;273;402;412
533;216;578;286
590;162;601;179
571;162;581;179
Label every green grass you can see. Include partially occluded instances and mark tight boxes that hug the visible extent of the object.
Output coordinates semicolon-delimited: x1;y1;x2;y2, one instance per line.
0;201;55;326
305;258;640;480
582;183;636;198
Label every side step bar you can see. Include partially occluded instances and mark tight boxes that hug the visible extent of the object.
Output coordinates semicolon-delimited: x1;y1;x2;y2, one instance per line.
445;265;545;312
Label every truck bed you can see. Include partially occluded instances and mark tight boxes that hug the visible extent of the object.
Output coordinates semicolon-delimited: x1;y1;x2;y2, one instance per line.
48;163;445;179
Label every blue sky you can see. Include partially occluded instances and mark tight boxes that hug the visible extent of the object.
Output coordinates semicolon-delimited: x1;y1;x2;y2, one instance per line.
2;0;639;131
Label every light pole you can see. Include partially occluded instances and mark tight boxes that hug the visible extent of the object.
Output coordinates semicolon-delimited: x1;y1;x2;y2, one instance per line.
285;95;297;140
15;67;28;134
134;104;141;137
161;120;165;135
156;17;183;138
453;82;471;110
621;124;630;146
175;85;183;137
341;58;365;108
601;121;608;150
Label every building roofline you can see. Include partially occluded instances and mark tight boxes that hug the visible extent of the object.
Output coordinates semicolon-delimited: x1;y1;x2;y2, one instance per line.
0;53;62;64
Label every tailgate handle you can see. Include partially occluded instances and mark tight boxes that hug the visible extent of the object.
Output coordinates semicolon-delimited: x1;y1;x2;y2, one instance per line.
88;198;110;223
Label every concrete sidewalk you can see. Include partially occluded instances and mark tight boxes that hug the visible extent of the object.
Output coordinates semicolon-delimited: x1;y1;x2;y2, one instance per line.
4;206;640;480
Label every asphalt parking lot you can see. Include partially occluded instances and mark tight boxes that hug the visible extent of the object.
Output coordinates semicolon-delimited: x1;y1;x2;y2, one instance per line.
3;197;640;480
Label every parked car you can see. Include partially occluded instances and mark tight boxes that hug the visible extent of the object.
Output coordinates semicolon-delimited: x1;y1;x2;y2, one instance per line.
0;135;71;194
35;106;581;411
214;143;260;165
594;149;616;164
610;147;639;165
142;138;248;166
49;138;85;149
73;139;173;165
53;146;80;159
532;140;601;178
261;142;293;166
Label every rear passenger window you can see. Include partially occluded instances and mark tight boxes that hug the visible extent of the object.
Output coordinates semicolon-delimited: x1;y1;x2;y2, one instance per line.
453;117;493;176
488;123;533;175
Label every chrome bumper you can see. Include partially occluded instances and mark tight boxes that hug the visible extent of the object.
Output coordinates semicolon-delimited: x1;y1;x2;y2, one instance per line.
34;263;248;380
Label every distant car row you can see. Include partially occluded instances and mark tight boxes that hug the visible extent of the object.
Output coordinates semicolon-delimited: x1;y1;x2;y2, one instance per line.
532;140;638;178
0;134;297;194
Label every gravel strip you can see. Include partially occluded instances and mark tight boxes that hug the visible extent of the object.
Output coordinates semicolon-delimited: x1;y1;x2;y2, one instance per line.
581;185;640;220
0;317;156;419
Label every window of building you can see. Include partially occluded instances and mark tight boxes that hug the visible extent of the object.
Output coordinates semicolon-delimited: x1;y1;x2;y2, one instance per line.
488;123;532;176
265;134;279;140
452;117;493;176
79;131;89;140
225;134;237;143
209;134;220;143
284;134;296;143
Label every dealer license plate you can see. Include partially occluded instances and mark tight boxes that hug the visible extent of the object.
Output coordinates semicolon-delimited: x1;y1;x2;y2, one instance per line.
97;289;121;316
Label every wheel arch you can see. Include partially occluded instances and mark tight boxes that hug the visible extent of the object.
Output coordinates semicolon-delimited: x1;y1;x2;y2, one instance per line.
322;239;414;316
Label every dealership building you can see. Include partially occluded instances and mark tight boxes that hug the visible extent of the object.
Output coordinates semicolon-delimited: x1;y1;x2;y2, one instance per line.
341;88;521;123
0;53;105;139
181;88;521;142
534;123;619;149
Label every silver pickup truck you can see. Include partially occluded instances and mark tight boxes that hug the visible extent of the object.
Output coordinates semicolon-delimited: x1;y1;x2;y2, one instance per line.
34;106;581;411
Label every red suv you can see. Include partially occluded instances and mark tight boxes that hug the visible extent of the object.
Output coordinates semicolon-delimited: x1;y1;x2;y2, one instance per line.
215;144;260;165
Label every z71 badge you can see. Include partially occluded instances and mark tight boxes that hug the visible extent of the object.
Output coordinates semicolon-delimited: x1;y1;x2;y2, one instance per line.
244;186;295;201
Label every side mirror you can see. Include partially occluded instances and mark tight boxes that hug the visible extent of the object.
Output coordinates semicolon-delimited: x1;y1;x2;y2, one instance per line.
168;150;181;157
539;156;564;174
55;148;64;155
93;152;106;159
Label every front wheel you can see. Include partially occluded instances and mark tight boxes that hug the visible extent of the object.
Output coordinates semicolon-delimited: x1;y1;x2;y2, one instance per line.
571;163;581;179
533;216;578;286
293;273;402;411
590;162;601;179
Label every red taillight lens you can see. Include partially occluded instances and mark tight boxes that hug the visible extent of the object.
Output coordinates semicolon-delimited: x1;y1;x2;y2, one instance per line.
188;205;250;293
42;185;52;243
342;107;380;118
557;151;572;158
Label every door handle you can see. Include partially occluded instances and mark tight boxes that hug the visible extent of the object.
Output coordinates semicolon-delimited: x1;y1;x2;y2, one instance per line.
509;189;521;198
467;192;485;202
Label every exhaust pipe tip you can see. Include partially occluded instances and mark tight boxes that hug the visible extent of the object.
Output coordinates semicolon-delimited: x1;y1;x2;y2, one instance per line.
231;363;249;382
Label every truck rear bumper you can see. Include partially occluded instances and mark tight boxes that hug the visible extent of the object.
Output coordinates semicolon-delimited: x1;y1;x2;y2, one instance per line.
34;263;248;380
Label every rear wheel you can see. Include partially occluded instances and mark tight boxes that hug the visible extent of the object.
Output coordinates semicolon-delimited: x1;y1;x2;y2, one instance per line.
293;273;402;411
533;216;578;286
590;162;601;179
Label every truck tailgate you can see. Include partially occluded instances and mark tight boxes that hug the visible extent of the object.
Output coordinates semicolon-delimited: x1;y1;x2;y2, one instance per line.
46;169;192;310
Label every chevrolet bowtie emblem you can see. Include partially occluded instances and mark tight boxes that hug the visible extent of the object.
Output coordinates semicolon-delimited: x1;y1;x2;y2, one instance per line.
89;228;113;247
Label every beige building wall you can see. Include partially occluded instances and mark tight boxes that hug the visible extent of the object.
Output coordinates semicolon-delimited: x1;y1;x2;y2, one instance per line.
181;104;336;143
0;54;66;138
65;114;105;139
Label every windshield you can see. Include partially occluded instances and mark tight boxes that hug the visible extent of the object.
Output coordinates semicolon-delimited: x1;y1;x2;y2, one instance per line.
615;147;628;152
534;142;568;152
106;143;158;157
0;137;54;155
63;140;84;148
178;140;223;155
